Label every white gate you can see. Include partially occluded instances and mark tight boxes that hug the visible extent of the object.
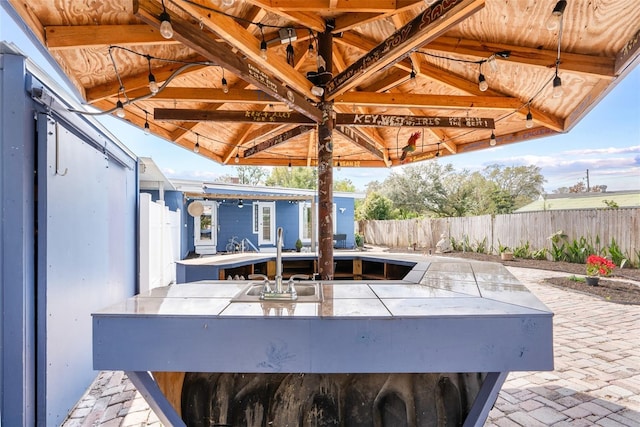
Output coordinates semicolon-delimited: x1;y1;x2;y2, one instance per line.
139;193;181;292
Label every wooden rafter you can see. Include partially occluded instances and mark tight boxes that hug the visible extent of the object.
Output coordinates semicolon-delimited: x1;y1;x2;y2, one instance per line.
134;0;322;122
126;87;277;104
243;0;326;32
243;125;315;157
336;113;494;129
154;109;316;124
334;92;522;110
45;25;176;49
324;0;486;98
335;127;384;159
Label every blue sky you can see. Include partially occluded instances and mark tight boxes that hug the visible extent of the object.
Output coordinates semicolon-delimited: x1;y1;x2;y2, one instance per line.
2;9;639;193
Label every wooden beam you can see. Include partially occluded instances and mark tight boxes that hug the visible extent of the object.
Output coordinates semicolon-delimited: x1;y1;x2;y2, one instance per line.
134;0;322;122
154;109;316;124
336;113;495;129
334;92;522;110
125;87;277;104
85;59;208;103
335;127;384;159
333;13;385;33
243;126;315;157
265;0;403;13
457;126;558;153
45;25;177;49
243;1;326;32
325;0;485;98
172;0;316;99
615;28;640;75
427;36;616;78
333;32;414;71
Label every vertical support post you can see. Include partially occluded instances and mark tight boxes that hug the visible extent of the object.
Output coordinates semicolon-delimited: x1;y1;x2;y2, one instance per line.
317;24;334;280
126;371;186;427
462;371;508;427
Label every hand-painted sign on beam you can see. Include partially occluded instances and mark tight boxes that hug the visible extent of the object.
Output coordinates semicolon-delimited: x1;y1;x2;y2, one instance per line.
154;109;316;124
243;126;315;158
336;114;495;129
324;0;485;98
335;126;384;159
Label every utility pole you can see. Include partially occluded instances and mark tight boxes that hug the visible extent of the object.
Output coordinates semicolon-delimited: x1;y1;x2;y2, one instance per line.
586;169;590;192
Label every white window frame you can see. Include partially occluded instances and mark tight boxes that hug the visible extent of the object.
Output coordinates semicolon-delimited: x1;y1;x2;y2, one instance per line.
252;202;259;234
298;202;336;243
257;201;276;245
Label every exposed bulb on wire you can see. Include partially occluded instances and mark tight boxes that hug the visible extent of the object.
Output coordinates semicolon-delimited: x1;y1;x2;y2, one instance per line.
487;55;499;74
115;100;125;118
144;120;151;135
337;159;341;171
221;77;229;94
235;152;240;164
552;75;563;98
159;12;173;39
410;69;418;89
194;142;200;153
478;73;488;92
288;161;292;172
525;111;534;128
148;73;159;94
489;131;497;146
260;40;268;60
545;0;567;31
307;41;314;59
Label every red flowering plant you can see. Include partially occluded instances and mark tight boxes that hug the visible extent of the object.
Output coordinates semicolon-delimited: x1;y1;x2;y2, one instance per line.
585;255;615;277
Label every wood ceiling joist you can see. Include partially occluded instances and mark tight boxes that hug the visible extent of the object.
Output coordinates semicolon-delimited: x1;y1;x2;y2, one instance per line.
154;109;316;124
170;0;315;100
243;125;315;157
45;25;176;49
426;37;616;79
324;0;486;99
615;29;640;75
85;60;209;103
334;92;522;110
243;0;326;32
127;87;277;104
335;127;384;159
263;0;410;13
135;0;322;122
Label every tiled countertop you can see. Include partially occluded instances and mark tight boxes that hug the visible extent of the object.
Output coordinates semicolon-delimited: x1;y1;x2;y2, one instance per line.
93;260;553;374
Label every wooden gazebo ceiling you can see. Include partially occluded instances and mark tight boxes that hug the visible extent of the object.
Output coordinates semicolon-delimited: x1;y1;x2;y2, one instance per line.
7;0;640;167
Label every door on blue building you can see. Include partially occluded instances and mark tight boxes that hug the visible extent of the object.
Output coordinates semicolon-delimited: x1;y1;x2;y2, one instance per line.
194;201;217;255
257;202;275;246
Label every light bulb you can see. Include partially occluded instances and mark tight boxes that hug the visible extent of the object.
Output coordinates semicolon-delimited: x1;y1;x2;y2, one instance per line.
221;0;234;6
148;73;159;94
115;100;125;118
159;12;174;39
307;42;314;59
221;77;229;94
525;111;534;128
194;142;200;153
260;40;268;60
235;153;240;164
488;55;499;74
545;0;567;31
144;121;150;135
238;199;243;208
410;70;417;89
288;161;292;172
337;161;341;171
478;73;488;92
489;131;497;146
552;75;563;98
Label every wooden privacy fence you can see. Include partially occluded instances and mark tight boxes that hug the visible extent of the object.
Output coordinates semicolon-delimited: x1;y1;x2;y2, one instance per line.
358;208;639;258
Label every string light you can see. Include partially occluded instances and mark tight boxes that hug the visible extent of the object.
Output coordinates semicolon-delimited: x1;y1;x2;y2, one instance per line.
525;105;534;128
307;35;315;59
147;57;159;94
159;0;174;39
288;160;292;172
337;157;341;171
489;131;497;146
409;67;417;89
238;199;243;208
144;111;151;135
259;26;268;60
286;39;295;66
487;54;499;74
194;134;200;153
235;152;240;163
115;99;125;118
546;0;567;31
435;142;441;157
552;73;563;98
478;72;488;92
221;69;229;94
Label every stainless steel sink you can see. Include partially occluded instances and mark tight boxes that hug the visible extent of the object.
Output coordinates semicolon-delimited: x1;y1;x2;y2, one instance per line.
232;282;322;303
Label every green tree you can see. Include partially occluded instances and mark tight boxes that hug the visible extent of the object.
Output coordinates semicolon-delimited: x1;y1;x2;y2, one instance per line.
334;178;356;192
356;192;394;220
265;167;317;189
481;164;545;210
236;166;268;185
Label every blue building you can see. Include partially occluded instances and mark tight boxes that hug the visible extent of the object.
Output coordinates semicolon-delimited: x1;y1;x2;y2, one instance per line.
140;167;363;256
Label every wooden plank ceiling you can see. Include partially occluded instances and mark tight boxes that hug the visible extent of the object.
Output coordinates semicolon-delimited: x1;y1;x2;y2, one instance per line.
7;0;640;168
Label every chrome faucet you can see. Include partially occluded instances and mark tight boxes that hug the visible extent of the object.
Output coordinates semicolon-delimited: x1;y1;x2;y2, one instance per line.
275;227;283;293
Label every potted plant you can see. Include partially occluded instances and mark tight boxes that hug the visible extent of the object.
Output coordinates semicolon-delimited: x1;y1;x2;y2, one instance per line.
295;238;303;252
585;254;615;286
354;233;364;250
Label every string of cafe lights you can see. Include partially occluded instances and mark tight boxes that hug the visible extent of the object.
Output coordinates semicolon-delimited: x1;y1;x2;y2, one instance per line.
71;0;568;161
